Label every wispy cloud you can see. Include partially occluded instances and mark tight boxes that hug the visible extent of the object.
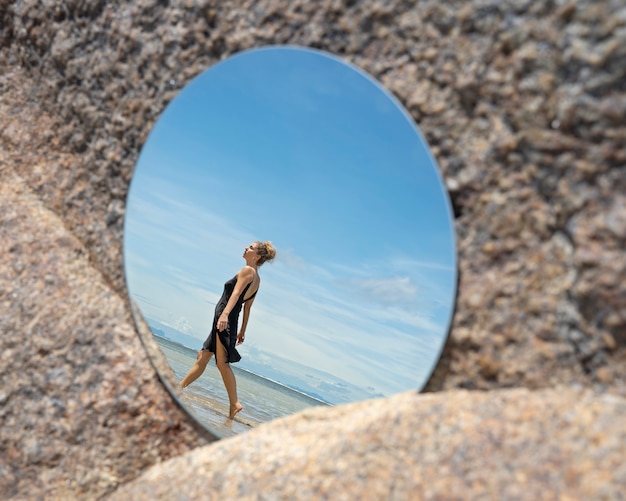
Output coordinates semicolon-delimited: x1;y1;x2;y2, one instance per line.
345;275;418;305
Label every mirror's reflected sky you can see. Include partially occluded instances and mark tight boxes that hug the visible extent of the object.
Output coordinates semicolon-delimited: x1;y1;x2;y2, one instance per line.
124;47;457;405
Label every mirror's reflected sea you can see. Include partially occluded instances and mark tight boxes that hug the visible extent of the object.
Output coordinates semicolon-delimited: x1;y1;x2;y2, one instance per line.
124;46;458;438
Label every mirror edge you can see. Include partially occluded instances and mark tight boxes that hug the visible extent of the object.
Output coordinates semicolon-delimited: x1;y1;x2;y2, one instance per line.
129;299;222;441
123;45;461;432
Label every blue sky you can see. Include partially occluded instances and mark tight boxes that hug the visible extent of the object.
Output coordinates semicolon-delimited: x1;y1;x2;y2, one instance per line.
124;46;457;400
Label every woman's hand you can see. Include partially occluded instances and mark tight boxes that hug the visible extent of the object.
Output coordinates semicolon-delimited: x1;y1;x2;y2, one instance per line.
217;313;229;332
236;331;245;345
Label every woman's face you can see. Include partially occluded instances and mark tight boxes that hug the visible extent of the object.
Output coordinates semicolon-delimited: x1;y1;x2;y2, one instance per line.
243;244;259;260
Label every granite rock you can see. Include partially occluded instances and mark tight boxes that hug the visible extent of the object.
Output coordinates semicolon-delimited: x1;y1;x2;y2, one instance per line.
0;0;625;498
2;0;624;395
0;169;215;499
110;387;626;500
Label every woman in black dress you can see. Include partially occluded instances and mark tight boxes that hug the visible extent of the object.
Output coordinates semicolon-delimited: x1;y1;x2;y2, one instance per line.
179;241;276;419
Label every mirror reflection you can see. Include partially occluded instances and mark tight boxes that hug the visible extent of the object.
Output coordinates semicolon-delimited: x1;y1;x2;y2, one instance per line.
124;46;457;438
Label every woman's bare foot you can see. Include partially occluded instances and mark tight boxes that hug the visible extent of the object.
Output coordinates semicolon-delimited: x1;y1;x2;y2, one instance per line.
229;402;243;419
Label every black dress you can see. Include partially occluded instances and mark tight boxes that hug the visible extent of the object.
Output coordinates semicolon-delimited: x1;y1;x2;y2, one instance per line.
202;275;257;363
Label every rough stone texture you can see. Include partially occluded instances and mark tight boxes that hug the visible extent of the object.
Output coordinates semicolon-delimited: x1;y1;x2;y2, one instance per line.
0;169;215;499
2;0;624;394
1;0;625;499
110;388;626;500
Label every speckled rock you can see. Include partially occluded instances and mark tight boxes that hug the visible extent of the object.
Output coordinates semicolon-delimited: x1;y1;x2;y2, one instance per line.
109;387;626;500
0;169;215;499
0;0;625;499
2;0;624;395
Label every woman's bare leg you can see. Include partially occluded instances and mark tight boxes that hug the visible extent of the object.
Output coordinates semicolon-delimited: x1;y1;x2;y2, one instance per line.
215;334;243;419
179;350;213;389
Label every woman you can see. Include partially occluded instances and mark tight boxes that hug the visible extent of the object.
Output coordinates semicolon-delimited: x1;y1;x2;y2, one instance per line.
179;241;276;419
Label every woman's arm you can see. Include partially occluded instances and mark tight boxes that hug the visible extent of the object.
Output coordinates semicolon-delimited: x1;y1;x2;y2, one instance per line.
237;297;255;345
216;266;255;331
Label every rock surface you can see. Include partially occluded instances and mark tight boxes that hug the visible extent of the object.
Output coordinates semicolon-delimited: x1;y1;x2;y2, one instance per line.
0;168;215;499
0;0;625;499
110;388;626;500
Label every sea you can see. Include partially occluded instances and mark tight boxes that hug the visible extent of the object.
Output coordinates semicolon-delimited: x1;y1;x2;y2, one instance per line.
153;335;329;438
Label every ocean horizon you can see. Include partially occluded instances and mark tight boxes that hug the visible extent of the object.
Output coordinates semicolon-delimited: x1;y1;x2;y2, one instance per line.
147;315;387;405
153;335;329;437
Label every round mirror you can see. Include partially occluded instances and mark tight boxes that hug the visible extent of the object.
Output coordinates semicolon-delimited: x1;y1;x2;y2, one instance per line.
124;46;458;438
